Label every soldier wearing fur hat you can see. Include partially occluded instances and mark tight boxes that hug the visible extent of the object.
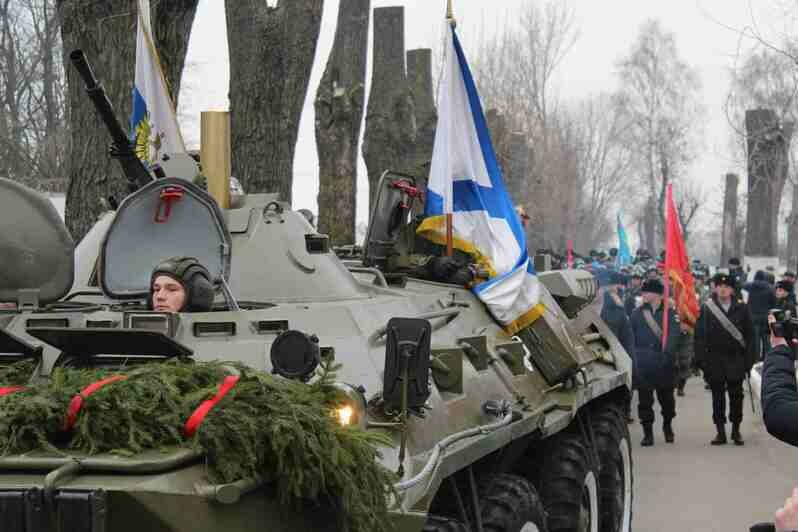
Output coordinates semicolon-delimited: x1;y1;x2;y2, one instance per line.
601;271;635;359
624;270;644;318
775;280;796;316
602;271;636;423
694;272;755;446
150;257;215;313
630;278;681;446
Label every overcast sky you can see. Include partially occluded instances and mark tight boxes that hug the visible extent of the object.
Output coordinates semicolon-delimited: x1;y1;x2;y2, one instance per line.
177;0;793;230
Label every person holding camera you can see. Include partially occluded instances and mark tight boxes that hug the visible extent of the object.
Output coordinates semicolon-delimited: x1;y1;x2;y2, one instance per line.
762;310;798;447
694;273;755;446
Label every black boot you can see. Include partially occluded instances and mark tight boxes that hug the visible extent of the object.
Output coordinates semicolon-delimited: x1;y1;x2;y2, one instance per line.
731;423;744;446
711;423;727;445
641;424;654;447
663;420;675;443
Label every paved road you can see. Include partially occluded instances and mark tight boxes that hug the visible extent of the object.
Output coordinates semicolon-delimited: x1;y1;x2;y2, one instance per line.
632;378;798;532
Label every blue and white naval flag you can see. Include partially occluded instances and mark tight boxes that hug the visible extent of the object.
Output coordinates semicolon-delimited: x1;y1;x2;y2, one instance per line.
129;0;185;164
417;25;543;334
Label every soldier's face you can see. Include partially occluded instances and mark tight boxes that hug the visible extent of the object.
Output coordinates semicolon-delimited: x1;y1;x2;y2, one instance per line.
152;275;186;313
717;285;734;300
642;292;661;306
777;287;788;299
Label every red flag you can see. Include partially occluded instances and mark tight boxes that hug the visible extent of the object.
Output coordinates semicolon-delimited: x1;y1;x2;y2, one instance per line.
663;184;699;347
567;239;574;269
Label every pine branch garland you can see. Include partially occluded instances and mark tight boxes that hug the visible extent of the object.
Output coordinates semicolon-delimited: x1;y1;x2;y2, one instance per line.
0;360;397;531
0;359;38;386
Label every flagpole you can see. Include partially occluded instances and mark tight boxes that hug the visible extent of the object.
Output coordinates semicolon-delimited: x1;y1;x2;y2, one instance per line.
445;0;455;256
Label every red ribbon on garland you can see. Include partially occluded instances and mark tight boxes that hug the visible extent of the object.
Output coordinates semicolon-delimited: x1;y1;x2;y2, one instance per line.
183;375;240;438
0;386;25;397
64;375;128;431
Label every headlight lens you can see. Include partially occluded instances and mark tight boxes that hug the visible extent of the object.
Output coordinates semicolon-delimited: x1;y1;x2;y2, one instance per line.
331;383;367;429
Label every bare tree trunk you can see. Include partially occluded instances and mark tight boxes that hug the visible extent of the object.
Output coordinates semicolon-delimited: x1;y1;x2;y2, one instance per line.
486;108;509;173
505;132;529;205
42;0;59;136
643;197;657;253
314;0;369;245
226;0;324;202
405;47;436;198
773;122;794;250
152;0;198;107
745;109;784;258
721;173;739;264
57;0;197;240
788;181;798;271
362;6;415;214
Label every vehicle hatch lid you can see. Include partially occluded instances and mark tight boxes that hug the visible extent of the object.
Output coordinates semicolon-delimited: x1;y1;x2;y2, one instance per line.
363;171;419;269
99;177;231;299
0;178;74;306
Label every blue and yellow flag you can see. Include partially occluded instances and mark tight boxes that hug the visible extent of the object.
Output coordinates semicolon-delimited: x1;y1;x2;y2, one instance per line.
616;213;632;268
129;0;185;165
418;26;543;334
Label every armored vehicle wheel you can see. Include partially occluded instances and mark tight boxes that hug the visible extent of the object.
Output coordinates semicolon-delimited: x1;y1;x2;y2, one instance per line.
591;405;633;532
423;514;469;531
479;474;548;532
538;432;599;532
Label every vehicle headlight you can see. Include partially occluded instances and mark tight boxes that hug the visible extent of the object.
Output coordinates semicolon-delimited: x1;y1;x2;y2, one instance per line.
331;383;367;429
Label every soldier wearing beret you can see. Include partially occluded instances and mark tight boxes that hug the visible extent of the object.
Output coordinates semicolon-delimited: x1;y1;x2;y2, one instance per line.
630;278;681;446
694;273;755;446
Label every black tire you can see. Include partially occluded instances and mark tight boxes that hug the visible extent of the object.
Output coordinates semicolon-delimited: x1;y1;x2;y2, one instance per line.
591;404;634;532
537;432;599;532
479;473;548;532
423;515;469;532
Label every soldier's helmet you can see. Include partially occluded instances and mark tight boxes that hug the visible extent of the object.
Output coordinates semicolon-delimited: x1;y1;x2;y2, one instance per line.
148;257;215;312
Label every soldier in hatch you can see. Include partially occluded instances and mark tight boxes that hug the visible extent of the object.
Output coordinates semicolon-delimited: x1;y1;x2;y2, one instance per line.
149;257;215;313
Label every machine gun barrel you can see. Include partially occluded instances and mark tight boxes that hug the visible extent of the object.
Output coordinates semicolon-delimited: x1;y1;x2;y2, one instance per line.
69;49;153;190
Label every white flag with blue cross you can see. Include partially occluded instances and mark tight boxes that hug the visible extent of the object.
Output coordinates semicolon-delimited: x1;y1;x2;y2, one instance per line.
417;25;544;333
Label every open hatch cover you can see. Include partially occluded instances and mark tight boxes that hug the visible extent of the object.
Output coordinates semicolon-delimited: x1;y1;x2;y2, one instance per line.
99;178;231;299
0;178;74;306
26;327;193;358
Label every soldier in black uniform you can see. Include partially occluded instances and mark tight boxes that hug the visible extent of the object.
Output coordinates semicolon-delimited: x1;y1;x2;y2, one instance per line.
630;278;680;446
693;273;755;446
728;257;747;293
601;271;635;356
602;271;636;423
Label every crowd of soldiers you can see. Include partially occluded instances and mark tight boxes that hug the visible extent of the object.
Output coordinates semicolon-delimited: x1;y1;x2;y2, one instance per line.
589;252;797;449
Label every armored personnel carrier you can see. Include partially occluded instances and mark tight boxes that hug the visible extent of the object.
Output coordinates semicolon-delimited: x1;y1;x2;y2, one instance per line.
0;52;634;532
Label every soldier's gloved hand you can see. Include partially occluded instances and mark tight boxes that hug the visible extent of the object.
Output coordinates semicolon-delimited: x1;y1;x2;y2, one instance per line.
427;256;461;280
